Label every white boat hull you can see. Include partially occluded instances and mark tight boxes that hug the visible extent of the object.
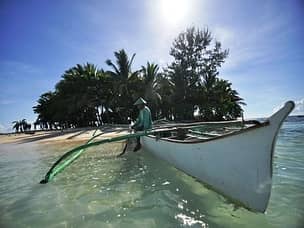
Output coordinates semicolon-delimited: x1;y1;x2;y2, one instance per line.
141;101;294;212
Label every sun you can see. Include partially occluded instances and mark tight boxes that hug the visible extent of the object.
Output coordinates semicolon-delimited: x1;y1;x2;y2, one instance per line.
160;0;190;26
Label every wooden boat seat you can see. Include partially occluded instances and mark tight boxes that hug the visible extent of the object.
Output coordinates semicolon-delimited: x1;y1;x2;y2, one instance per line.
186;134;211;140
189;130;222;137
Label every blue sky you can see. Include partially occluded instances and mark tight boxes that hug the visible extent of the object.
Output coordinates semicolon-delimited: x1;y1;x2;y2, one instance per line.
0;0;303;132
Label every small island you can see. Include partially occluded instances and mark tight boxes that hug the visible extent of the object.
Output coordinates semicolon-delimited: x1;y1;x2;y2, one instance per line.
31;27;244;131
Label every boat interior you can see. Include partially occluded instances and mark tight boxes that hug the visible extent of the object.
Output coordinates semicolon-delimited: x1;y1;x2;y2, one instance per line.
150;120;269;143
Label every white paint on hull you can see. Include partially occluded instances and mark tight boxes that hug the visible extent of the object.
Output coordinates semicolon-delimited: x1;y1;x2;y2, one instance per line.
141;101;294;212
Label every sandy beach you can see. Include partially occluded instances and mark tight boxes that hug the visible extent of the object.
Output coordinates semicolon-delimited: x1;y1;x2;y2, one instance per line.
0;126;130;145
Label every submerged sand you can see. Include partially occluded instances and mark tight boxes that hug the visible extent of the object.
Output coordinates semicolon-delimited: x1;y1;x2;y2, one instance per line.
0;126;130;145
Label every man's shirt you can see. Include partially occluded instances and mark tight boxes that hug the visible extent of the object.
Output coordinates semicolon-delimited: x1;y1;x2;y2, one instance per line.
134;106;152;130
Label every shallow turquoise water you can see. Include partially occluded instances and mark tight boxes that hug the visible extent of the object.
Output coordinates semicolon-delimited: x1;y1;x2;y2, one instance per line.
0;120;303;227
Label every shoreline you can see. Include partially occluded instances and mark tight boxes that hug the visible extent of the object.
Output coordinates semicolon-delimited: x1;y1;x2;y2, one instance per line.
0;126;130;145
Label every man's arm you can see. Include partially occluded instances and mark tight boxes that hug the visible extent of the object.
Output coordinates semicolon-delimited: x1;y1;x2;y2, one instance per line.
132;117;140;128
132;110;143;129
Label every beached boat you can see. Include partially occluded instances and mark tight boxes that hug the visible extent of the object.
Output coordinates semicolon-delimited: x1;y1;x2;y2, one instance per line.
141;101;295;212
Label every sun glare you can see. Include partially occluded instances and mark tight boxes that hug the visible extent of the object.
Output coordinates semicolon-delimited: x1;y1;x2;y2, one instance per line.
160;0;190;25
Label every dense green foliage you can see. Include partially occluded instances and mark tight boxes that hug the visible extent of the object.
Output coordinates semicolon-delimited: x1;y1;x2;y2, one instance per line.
33;27;245;129
12;119;31;132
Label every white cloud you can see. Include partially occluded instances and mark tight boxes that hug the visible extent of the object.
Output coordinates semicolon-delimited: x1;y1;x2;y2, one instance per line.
0;99;15;105
219;14;296;72
0;60;41;77
213;27;235;46
292;98;304;115
273;98;304;116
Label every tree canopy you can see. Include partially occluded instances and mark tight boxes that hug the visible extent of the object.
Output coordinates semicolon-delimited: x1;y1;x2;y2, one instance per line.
12;119;31;132
33;27;245;129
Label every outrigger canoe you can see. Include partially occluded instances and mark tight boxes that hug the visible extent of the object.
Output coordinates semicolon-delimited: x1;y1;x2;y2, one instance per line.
141;101;295;212
40;101;294;212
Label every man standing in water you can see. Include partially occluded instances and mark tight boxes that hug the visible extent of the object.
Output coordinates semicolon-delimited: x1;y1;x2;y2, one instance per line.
131;97;152;152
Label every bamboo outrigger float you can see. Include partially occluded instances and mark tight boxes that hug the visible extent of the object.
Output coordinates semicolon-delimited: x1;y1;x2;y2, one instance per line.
40;101;294;212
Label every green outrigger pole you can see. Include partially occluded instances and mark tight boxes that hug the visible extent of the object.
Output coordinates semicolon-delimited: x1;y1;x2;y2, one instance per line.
39;128;173;184
40;130;104;184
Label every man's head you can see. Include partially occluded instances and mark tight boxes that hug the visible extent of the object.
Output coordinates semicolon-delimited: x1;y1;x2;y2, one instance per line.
134;97;146;110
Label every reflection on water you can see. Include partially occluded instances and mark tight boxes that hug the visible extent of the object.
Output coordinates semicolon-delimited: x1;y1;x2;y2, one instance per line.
0;121;303;227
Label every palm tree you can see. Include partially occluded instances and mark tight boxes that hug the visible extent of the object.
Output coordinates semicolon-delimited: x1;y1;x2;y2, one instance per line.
155;74;174;120
106;49;139;122
12;119;31;132
12;120;21;133
199;70;218;120
54;63;106;127
198;70;245;120
33;91;57;129
141;62;172;119
141;62;162;118
166;64;188;120
106;49;138;96
213;78;246;120
33;63;115;128
20;119;27;132
141;62;161;99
